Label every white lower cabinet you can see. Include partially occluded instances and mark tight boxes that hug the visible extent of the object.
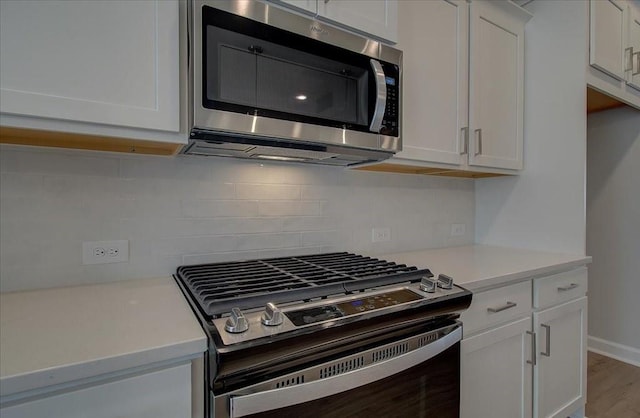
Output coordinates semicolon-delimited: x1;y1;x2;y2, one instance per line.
460;268;588;418
1;363;192;418
461;317;533;418
533;297;588;418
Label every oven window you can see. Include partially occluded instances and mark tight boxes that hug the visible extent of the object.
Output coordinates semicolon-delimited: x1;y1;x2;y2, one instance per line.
244;343;460;418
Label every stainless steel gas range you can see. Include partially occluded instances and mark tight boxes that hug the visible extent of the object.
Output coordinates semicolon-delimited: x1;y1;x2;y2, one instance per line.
174;252;472;418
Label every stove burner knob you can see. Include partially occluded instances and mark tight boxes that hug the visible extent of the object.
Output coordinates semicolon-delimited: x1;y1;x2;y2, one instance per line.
261;302;283;327
225;308;249;333
420;277;436;293
437;274;454;290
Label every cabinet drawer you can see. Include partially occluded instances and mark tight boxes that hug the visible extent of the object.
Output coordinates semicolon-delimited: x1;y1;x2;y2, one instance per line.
533;267;588;309
461;280;532;336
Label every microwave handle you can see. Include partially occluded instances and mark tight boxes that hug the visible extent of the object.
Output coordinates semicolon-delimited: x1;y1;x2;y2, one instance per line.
369;59;387;133
229;326;462;417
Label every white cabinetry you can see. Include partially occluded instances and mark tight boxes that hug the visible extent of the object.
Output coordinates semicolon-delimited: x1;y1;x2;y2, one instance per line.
0;0;179;132
460;267;588;418
272;0;397;43
468;1;526;170
277;0;317;14
627;6;640;90
590;0;627;80
0;0;186;154
588;0;640;108
393;0;531;174
461;317;533;418
395;0;468;166
533;298;587;418
1;363;193;418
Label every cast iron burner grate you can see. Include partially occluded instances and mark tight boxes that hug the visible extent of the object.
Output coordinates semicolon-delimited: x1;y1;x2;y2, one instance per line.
176;252;433;318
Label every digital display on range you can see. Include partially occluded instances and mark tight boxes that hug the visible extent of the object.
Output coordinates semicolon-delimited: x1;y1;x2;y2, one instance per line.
385;76;396;86
285;289;423;326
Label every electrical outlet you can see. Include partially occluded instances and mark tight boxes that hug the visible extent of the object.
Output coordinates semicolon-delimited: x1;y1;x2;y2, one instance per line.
451;223;466;236
83;240;129;265
372;227;391;243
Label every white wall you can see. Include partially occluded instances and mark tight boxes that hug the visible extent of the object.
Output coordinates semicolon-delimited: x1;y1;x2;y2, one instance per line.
475;0;587;255
0;145;475;292
587;106;640;352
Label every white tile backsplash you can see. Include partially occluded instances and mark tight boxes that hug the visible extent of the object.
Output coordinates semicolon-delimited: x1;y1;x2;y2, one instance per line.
0;145;475;292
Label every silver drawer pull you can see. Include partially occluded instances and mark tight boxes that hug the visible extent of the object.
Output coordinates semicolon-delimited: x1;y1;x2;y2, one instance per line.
487;301;517;313
557;283;579;292
526;331;536;365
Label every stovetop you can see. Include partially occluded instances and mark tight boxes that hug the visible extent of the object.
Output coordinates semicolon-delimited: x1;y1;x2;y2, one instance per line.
175;252;472;347
176;252;433;319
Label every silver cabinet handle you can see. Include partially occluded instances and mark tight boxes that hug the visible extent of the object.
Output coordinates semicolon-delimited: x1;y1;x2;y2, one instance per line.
368;59;387;133
474;128;482;156
229;326;462;417
460;127;469;155
487;301;517;313
634;51;640;76
526;331;536;365
626;47;634;71
557;283;579;292
541;324;551;357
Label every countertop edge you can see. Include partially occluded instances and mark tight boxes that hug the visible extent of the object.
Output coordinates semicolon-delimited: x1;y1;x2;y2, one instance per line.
0;336;207;401
461;257;592;291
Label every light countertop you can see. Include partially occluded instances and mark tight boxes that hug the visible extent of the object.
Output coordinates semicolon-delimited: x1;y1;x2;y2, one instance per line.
379;245;591;291
0;277;207;399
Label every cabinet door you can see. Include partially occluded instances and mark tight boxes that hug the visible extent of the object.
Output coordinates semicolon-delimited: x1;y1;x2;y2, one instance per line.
1;363;191;418
319;0;397;43
590;0;627;81
273;0;317;15
627;7;640;91
0;0;179;132
533;297;587;418
461;317;533;418
395;0;468;166
468;1;526;170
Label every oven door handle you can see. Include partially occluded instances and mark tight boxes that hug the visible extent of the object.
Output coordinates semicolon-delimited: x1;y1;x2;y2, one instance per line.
229;326;462;418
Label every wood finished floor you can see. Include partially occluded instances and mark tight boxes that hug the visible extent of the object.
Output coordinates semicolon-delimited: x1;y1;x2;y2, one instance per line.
586;352;640;418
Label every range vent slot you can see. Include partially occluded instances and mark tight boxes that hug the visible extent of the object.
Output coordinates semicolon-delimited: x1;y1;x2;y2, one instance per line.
418;333;438;347
372;342;409;363
274;374;305;389
319;356;365;379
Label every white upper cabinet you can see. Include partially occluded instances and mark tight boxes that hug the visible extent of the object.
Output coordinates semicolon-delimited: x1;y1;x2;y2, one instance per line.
590;0;627;81
395;0;468;166
627;6;640;91
272;0;397;43
468;0;527;170
587;0;640;108
318;0;397;43
393;0;530;173
0;0;180;133
276;0;317;15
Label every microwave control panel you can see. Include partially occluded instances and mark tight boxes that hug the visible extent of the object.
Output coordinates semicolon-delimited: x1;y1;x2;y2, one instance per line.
381;63;399;137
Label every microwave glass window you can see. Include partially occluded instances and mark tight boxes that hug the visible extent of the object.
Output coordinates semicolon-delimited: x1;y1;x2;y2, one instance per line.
256;56;359;124
202;8;388;132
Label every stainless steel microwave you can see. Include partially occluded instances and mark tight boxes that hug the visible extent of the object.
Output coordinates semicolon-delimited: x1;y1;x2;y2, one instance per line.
185;0;402;166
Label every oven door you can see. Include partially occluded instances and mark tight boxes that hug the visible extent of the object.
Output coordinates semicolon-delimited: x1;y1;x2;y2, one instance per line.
214;322;461;418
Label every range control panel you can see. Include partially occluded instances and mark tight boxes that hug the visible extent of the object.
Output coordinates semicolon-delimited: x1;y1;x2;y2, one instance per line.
286;289;422;326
